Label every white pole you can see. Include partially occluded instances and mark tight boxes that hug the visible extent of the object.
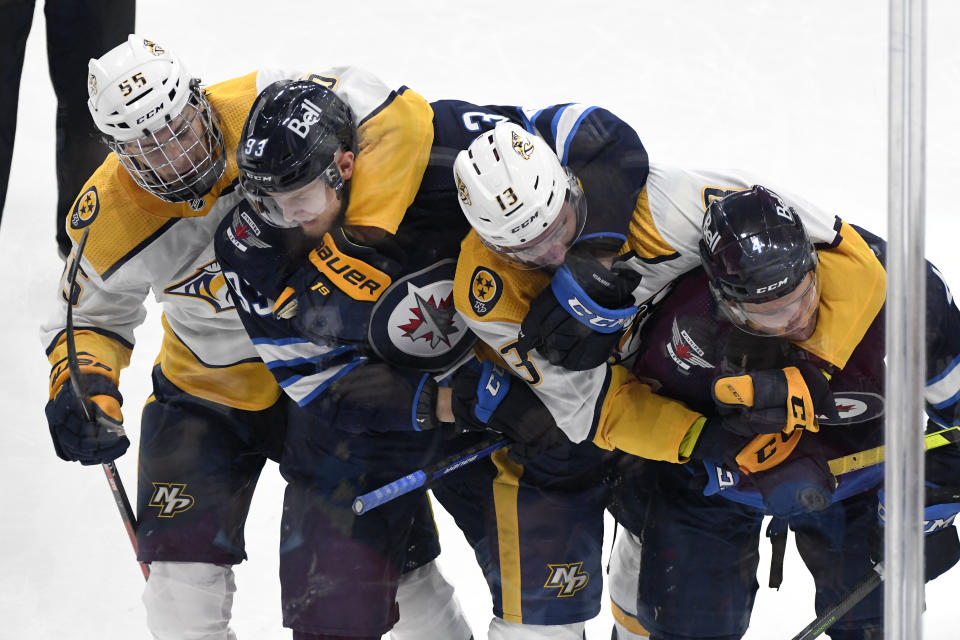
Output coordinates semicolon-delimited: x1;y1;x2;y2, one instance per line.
885;0;926;638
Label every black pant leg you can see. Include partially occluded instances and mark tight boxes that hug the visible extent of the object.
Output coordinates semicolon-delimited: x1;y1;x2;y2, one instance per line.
45;0;134;256
0;0;37;226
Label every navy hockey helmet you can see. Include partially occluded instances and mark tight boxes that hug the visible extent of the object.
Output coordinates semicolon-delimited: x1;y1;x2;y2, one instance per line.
237;80;356;227
699;185;820;336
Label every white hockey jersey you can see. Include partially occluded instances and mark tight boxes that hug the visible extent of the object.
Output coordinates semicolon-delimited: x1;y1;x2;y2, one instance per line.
42;66;434;411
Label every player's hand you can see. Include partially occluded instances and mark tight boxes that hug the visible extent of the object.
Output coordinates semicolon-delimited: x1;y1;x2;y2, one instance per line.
516;254;641;371
45;373;128;465
451;360;569;459
872;485;960;581
712;361;838;436
274;227;401;345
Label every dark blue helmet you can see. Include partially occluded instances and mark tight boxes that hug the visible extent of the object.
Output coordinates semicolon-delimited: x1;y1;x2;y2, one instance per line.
237;80;355;225
699;185;817;305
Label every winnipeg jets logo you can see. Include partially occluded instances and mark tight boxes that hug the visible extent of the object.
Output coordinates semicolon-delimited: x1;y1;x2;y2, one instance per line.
667;318;714;371
164;260;235;313
397;287;459;349
511;130;534;160
149;483;194;517
544;562;589;597
816;391;884;426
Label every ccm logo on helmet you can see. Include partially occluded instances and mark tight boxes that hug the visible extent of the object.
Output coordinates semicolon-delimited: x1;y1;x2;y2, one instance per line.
136;103;164;125
755;277;789;294
287;99;324;139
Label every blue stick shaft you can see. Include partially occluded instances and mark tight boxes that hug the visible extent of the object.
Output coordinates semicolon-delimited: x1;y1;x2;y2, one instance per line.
352;437;507;515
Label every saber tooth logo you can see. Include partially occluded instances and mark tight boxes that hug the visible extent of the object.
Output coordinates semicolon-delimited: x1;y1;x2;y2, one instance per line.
544;562;590;597
149;483;195;517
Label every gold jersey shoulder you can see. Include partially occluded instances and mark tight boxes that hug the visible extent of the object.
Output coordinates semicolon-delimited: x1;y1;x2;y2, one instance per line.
454;231;550;325
65;73;262;277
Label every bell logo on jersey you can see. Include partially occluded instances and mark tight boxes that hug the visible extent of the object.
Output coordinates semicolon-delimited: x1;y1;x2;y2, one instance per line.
288;98;325;139
149;483;194;518
511;130;534;160
544;562;589;597
70;186;100;229
468;267;503;317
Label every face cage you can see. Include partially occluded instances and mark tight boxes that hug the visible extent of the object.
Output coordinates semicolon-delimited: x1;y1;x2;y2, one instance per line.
714;267;820;338
240;159;344;229
111;84;226;204
482;174;588;270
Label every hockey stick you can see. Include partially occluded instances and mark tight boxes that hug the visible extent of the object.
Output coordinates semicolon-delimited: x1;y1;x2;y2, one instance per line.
352;436;507;515
789;565;883;640
828;425;960;476
65;228;148;580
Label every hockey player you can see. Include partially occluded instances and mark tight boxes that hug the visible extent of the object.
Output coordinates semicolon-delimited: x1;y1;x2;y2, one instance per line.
606;188;960;640
451;120;886;468
217;90;642;639
40;35;466;640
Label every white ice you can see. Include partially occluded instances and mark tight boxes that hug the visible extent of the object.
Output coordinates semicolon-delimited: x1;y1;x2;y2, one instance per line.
1;1;958;638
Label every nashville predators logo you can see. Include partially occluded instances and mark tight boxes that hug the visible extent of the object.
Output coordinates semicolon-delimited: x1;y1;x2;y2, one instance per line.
149;483;195;517
70;187;100;229
511;130;534;160
468;266;502;317
164;259;235;313
142;39;165;56
87;73;97;97
455;170;472;206
544;562;590;597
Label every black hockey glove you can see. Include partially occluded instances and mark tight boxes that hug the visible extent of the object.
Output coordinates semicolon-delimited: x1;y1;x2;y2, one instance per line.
45;372;128;465
872;485;960;581
451;360;569;460
274;227;402;346
516;253;641;371
712;361;838;436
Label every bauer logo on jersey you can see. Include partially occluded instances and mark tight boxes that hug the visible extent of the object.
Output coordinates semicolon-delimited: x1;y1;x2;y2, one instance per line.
455;170;471;206
469;266;503;317
666;317;715;372
544;562;589;598
511;130;534;160
164;259;236;313
369;260;476;372
817;391;884;426
70;186;100;229
149;483;194;517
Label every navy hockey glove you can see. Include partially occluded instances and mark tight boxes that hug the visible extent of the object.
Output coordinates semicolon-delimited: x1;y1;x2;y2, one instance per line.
274;228;402;346
45;373;128;465
712;361;838;436
873;485;960;581
516;254;641;371
744;435;836;516
451;360;569;459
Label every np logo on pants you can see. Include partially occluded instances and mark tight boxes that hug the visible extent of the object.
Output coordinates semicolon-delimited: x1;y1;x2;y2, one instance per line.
544;562;589;597
149;483;195;517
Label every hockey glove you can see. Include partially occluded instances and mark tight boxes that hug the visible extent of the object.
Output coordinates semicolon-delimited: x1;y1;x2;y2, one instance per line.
273;227;401;345
873;485;960;581
744;435;836;516
45;371;127;465
712;361;838;436
451;360;569;460
516;254;641;371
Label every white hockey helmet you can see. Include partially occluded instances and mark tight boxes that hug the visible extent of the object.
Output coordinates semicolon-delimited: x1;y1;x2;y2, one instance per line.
87;35;225;204
453;122;586;267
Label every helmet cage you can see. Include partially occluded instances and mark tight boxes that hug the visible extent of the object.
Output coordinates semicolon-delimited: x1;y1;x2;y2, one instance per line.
109;80;226;203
